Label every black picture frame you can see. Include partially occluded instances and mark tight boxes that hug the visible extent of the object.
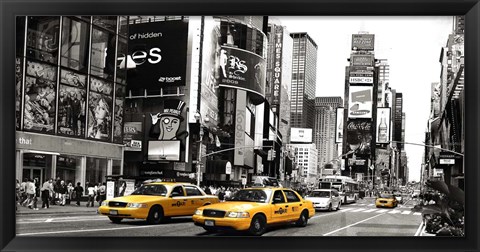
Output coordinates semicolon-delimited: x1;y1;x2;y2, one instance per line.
1;0;479;252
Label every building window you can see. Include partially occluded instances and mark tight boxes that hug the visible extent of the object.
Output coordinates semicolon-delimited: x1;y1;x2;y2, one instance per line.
26;16;60;64
56;155;81;185
90;28;116;81
60;17;90;73
85;157;108;185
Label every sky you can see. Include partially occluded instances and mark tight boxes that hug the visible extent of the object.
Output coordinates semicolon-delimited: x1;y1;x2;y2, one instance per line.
273;16;454;182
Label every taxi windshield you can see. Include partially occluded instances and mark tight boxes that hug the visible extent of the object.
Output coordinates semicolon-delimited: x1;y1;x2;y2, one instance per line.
131;184;167;196
228;189;271;203
379;193;394;199
310;191;330;198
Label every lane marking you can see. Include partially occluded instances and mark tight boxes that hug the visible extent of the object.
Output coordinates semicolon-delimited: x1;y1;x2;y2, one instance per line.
339;208;354;212
17;224;161;236
310;212;339;220
375;209;389;213
413;212;422;216
17;217;106;225
362;209;377;213
414;221;425;236
401;211;411;215
367;204;375;206
322;213;385;236
45;219;53;222
388;210;402;214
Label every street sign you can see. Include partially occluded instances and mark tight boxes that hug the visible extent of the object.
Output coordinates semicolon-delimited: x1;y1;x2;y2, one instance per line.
241;178;247;185
439;159;455;165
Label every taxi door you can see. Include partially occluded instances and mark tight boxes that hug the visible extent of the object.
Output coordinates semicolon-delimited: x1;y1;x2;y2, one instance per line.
166;185;189;216
270;189;289;224
184;185;205;214
282;190;304;221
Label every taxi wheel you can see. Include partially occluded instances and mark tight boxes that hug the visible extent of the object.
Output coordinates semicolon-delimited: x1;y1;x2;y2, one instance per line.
296;210;309;227
108;217;123;223
249;214;267;236
147;206;164;225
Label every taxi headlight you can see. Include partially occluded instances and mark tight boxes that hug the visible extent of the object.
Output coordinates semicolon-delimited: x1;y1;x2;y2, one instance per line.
194;209;203;216
126;203;147;208
101;201;108;207
226;211;250;218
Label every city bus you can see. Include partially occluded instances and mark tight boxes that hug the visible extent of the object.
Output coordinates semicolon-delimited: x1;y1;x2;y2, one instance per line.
318;175;359;204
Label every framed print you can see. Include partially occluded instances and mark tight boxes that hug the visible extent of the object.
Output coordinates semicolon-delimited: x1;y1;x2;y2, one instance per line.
1;1;479;252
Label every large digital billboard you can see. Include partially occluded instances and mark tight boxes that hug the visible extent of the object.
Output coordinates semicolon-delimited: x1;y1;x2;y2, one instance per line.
218;46;266;102
351;34;375;51
335;108;344;143
348;86;373;118
128;20;188;90
345;119;372;156
376;107;391;144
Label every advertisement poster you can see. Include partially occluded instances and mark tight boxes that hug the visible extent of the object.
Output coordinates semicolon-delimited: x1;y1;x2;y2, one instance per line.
376;107;391;143
346;119;372;155
106;181;115;200
87;92;112;141
349;66;374;84
113;85;126;143
218;46;266;102
16;57;22;130
348;86;373;118
123;122;143;151
128;20;188;89
200;17;220;127
290;128;313;143
57;85;86;137
375;148;390;170
350;55;374;67
90;77;113;96
335;108;344;143
234;91;247;166
60;69;87;88
147;140;181;161
24;60;57;133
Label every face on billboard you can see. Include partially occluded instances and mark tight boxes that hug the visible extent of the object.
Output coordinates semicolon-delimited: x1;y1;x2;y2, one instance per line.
348;86;373;118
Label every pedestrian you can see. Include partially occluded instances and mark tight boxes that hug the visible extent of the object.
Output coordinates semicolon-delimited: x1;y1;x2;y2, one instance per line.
204;186;212;195
86;183;95;207
20;178;28;206
40;178;54;209
25;178;38;210
98;182;106;205
74;182;83;206
51;177;61;205
58;180;67;206
66;182;74;205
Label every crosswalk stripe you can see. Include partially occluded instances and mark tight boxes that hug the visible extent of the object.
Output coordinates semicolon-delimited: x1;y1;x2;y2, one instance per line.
375;209;389;213
339;208;354;212
368;204;375;206
413;212;422;215
401;211;411;215
362;209;377;213
388;210;402;214
350;208;366;212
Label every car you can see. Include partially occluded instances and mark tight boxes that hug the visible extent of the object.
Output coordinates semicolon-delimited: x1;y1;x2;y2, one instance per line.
304;189;342;211
98;182;220;224
375;193;398;208
192;187;315;236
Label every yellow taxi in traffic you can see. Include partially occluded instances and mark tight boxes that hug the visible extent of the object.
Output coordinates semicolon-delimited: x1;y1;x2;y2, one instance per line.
375;193;398;208
192;187;315;235
98;182;219;224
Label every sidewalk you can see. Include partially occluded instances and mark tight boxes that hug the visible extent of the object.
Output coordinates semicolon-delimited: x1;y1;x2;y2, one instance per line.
16;201;99;216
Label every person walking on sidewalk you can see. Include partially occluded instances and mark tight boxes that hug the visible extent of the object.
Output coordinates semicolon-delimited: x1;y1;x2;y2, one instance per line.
66;182;74;205
41;178;54;209
98;182;106;206
25;178;38;210
86;183;96;207
74;182;83;206
58;180;67;206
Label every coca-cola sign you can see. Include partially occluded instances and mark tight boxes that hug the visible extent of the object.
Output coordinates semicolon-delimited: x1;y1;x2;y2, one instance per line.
345;119;372;155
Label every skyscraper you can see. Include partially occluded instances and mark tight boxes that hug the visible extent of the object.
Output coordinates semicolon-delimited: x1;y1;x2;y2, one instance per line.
289;32;317;129
314;97;343;174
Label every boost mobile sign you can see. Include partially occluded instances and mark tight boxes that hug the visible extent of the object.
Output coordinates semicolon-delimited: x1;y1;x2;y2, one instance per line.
128;20;188;89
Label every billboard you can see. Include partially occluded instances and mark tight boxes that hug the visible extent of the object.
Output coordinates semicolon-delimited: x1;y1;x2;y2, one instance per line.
218;46;266;102
127;20;188;89
123;122;143;151
348;86;373;118
271;25;284;107
351;34;375;51
335;108;344;143
376;107;391;143
234;90;247;166
147;140;181;161
346;119;372;156
290;128;313;143
350;55;374;67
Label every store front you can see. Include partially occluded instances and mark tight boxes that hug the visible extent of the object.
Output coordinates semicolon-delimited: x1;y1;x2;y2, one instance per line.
16;131;123;191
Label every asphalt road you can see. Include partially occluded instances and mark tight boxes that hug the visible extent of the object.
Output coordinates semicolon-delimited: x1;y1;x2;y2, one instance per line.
16;198;423;237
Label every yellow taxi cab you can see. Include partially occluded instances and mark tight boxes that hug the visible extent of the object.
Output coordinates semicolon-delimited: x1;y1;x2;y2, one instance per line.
98;182;219;224
375;193;398;208
192;187;315;235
